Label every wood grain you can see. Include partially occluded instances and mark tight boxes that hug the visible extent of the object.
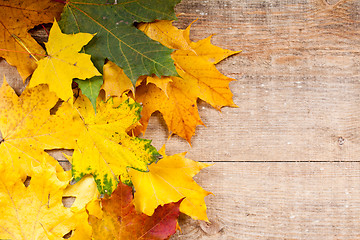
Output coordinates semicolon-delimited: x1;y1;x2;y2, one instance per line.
172;162;360;239
143;0;360;162
166;0;360;238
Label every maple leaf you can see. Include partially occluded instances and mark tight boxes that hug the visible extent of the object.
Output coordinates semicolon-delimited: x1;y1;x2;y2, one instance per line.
29;20;101;103
0;163;77;239
76;60;135;111
0;0;64;80
134;21;240;142
129;146;212;221
75;76;103;110
0;77;79;178
71;93;160;194
146;75;173;97
63;175;99;239
101;61;134;100
58;0;180;84
89;179;182;240
135;77;203;143
69;211;93;240
138;20;193;51
103;20;240;142
63;175;99;212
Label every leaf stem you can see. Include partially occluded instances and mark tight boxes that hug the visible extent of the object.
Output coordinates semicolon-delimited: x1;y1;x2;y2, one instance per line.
11;34;39;61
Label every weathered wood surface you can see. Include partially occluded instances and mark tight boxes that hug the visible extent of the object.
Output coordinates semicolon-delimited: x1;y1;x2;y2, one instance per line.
1;0;360;239
146;0;360;163
173;162;360;239
168;0;360;239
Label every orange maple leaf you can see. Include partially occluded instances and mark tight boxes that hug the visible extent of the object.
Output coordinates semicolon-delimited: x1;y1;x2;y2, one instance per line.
136;20;240;143
0;0;64;80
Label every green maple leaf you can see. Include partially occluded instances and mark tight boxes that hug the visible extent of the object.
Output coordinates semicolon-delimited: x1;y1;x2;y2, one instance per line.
59;0;180;84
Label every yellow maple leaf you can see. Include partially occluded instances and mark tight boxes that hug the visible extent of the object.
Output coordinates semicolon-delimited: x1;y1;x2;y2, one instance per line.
101;61;171;97
138;20;192;51
69;210;93;240
0;163;76;239
0;77;79;178
29;20;101;103
0;0;64;80
129;146;212;221
135;20;240;142
63;175;99;212
63;176;99;240
101;61;134;99
71;93;160;194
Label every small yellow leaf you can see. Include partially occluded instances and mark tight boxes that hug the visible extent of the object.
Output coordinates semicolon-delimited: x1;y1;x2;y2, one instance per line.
129;146;212;221
102;61;134;99
63;177;98;240
29;20;101;103
86;199;103;220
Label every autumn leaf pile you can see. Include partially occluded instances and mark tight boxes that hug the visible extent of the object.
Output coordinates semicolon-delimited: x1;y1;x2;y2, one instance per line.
0;0;238;239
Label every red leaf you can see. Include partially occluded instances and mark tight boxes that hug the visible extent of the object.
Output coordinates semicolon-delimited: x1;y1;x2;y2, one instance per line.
89;180;182;239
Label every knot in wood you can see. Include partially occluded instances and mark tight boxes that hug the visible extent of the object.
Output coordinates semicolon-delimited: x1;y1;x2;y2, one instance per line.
325;0;342;5
338;137;345;145
199;219;223;235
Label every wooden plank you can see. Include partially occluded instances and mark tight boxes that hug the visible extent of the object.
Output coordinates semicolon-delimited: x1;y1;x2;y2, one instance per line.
142;0;360;162
172;162;360;239
0;60;25;95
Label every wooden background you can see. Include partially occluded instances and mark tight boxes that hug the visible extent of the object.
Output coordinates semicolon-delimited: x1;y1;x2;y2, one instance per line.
1;0;360;239
167;0;360;239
